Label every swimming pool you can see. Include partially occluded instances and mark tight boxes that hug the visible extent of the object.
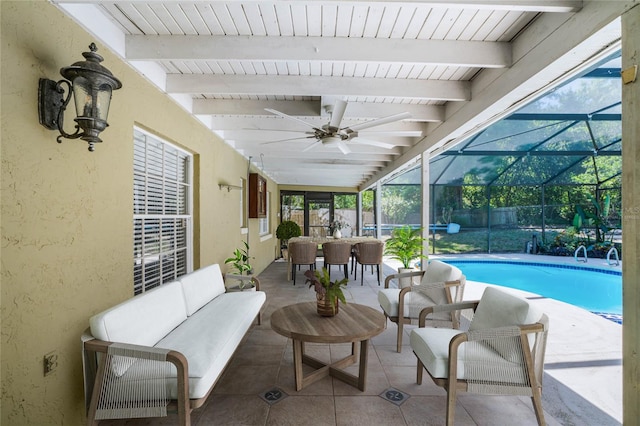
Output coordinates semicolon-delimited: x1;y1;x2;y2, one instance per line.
444;260;622;318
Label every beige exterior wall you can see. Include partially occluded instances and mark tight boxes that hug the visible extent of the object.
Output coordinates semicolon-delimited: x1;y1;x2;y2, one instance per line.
0;2;277;424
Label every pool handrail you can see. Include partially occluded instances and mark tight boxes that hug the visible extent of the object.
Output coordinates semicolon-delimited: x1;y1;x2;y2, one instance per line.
607;246;620;266
574;245;588;263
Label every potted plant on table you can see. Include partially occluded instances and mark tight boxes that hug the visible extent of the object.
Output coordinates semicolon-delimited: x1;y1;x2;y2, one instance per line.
328;220;349;239
384;226;427;288
305;267;348;317
224;241;255;291
276;220;302;260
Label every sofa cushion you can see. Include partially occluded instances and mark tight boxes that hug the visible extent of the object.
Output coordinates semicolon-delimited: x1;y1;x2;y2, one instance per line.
90;281;188;377
90;280;187;346
153;290;266;399
179;264;226;316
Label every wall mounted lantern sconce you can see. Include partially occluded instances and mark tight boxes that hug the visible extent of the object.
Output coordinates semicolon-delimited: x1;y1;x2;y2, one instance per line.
38;43;122;152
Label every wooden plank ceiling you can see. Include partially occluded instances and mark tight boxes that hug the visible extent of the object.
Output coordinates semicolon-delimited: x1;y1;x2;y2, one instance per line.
53;1;624;189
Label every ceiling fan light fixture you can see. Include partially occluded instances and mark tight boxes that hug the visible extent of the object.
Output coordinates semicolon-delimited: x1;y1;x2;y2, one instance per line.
323;135;343;145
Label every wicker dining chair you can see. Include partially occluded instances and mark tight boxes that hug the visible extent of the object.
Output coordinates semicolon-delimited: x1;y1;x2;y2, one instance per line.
322;242;352;280
288;240;318;285
353;241;384;286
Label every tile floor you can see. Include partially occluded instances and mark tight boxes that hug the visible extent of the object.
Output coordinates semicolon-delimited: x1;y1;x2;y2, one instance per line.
101;256;622;426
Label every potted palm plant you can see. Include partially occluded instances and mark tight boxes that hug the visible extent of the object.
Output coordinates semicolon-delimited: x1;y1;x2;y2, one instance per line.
305;267;348;317
224;241;255;291
384;226;427;288
276;220;302;260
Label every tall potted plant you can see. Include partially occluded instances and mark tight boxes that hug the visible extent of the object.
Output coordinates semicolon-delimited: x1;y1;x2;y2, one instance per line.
276;220;302;259
384;226;427;288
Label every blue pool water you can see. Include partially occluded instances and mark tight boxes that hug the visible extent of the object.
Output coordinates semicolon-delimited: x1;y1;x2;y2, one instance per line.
444;260;622;317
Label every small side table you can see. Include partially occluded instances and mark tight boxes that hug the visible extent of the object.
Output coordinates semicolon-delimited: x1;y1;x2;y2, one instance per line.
271;302;385;391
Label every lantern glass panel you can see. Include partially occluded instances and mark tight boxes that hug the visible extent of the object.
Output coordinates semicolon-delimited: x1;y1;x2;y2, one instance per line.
71;76;92;118
96;85;113;121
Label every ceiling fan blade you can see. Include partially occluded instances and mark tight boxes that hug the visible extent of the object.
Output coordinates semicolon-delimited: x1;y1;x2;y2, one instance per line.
261;136;315;145
264;108;320;131
302;141;322;152
336;140;351;155
350;138;395;149
346;112;412;132
328;100;347;129
358;130;423;138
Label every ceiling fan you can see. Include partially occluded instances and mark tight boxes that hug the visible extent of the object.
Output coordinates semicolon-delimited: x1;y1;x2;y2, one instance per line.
262;100;414;155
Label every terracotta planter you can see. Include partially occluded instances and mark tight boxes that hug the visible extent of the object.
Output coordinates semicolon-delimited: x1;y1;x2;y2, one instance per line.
316;293;339;317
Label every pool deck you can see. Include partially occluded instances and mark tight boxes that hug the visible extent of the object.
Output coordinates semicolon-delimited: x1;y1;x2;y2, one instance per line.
431;253;623;425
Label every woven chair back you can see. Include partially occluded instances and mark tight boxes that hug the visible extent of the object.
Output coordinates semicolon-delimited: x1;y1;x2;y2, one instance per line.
322;242;352;264
355;241;384;265
289;241;318;265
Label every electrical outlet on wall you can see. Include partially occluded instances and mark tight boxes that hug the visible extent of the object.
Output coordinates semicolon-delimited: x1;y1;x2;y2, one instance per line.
43;351;58;376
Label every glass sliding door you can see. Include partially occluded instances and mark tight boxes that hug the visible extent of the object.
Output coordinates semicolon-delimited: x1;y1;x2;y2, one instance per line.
280;191;364;237
281;193;305;232
334;194;357;237
308;200;331;238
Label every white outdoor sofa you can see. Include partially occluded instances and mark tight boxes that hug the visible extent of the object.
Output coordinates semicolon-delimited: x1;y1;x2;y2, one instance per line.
81;264;266;426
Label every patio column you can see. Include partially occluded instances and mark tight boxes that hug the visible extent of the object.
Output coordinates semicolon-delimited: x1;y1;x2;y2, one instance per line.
421;154;430;268
375;180;382;239
622;5;640;424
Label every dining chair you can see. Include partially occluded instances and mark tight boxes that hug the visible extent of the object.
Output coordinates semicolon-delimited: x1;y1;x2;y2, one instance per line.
353;241;384;286
288;240;318;285
322;242;351;280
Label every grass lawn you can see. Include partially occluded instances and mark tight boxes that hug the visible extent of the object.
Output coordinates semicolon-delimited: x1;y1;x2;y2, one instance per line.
430;228;562;254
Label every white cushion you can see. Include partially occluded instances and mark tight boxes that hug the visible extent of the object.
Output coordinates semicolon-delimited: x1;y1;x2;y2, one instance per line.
89;281;188;377
154;291;265;399
179;264;226;316
418;261;462;304
410;328;527;383
469;287;542;361
378;288;452;321
90;281;187;346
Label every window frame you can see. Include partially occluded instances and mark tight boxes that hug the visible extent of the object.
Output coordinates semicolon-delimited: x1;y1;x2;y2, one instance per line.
133;128;193;295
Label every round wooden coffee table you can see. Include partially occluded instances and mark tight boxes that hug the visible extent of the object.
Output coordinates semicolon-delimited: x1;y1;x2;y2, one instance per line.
271;301;385;391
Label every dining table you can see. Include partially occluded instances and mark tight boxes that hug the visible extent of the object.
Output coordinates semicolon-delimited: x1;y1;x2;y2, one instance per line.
286;236;381;281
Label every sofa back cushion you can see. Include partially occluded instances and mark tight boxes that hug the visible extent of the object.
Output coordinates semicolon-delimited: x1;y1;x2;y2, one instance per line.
90;280;187;346
179;264;226;316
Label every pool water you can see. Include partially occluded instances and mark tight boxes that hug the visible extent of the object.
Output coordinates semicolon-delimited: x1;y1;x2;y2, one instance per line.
444;260;622;317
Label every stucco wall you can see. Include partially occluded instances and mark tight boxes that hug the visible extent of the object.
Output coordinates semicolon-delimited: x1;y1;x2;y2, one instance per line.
0;2;277;424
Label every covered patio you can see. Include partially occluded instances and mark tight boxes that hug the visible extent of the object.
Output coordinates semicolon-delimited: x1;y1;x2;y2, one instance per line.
99;255;621;425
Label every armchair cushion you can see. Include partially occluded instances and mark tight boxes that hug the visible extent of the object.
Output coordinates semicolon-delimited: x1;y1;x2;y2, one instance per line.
411;327;528;384
469;287;542;362
378;289;429;317
418;260;463;305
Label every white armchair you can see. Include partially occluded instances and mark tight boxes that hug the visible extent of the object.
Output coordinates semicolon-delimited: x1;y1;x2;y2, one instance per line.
377;260;466;352
410;286;549;426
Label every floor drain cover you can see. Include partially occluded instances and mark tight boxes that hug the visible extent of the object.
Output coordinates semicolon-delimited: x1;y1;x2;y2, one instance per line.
259;387;288;405
379;387;410;406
